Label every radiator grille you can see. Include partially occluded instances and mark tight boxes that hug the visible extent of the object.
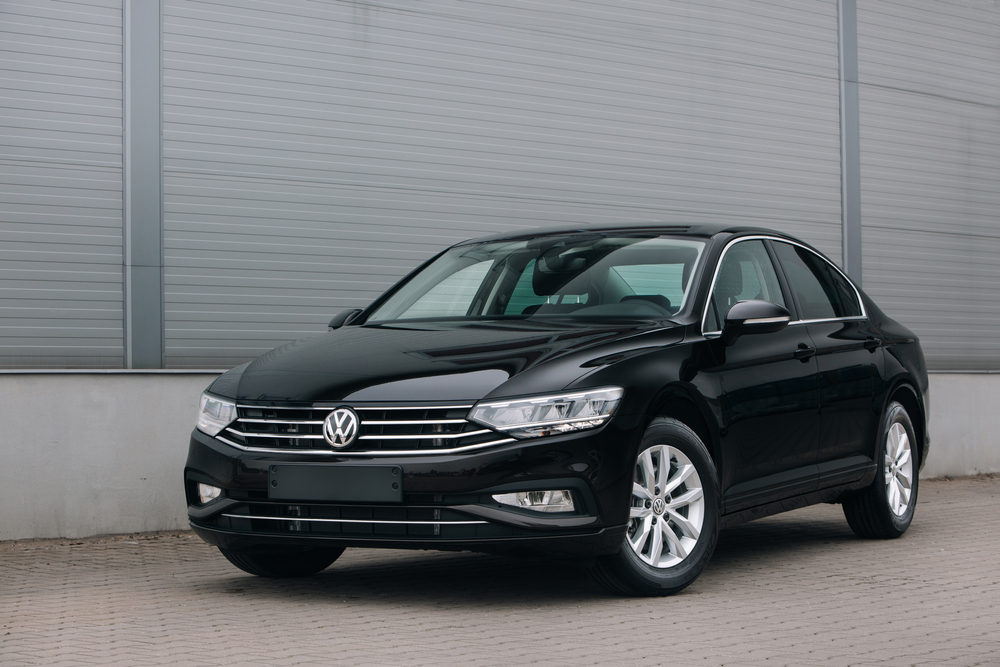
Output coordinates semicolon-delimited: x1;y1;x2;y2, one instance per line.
219;404;514;455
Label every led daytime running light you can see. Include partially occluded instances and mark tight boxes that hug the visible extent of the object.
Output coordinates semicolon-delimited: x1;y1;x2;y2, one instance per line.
470;387;623;439
196;392;237;437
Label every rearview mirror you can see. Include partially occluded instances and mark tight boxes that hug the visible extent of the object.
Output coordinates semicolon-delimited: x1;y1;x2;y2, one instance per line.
722;300;791;346
328;308;363;330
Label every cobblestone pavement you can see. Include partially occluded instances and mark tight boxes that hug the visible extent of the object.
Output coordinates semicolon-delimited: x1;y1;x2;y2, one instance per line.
2;476;999;667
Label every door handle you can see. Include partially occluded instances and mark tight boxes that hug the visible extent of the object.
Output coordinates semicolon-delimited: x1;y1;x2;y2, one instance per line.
794;344;816;361
864;337;881;352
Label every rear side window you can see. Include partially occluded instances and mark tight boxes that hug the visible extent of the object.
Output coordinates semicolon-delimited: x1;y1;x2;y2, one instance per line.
772;242;861;320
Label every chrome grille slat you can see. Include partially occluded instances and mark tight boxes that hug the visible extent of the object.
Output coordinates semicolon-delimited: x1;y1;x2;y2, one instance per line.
363;419;468;425
358;429;491;441
228;404;507;455
225;428;324;440
214;433;517;456
222;514;487;526
236;404;474;411
238;418;325;425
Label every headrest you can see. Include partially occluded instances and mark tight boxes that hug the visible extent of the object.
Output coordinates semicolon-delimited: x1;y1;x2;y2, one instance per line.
716;260;743;300
532;248;590;296
621;294;671;311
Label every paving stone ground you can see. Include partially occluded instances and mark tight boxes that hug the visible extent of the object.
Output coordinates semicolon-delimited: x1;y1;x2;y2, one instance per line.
2;476;999;667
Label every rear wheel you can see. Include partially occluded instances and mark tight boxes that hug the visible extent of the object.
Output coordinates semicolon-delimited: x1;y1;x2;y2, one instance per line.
220;546;346;578
591;418;720;596
843;401;918;539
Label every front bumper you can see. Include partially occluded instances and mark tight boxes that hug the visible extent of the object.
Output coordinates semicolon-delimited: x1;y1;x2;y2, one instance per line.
184;419;641;558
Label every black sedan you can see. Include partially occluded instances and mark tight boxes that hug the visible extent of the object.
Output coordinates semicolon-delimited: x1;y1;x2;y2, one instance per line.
185;223;928;596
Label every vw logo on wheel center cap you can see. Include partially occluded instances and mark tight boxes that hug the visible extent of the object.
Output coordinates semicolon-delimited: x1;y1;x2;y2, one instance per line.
323;407;359;448
652;498;666;515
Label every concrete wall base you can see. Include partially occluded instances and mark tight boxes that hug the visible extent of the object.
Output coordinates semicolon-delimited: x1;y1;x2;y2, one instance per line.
923;373;1000;478
1;373;218;541
0;372;995;541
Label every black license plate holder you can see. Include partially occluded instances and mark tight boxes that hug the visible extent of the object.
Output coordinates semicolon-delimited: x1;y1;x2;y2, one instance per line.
267;464;403;503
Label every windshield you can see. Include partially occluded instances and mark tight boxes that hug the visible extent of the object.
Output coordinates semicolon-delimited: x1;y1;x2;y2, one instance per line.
366;235;706;323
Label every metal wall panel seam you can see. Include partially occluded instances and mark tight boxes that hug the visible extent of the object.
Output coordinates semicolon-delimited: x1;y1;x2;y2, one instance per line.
122;0;130;369
839;0;861;285
123;0;164;369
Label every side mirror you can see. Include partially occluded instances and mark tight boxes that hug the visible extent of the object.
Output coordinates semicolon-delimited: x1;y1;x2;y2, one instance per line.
328;308;363;330
722;300;791;346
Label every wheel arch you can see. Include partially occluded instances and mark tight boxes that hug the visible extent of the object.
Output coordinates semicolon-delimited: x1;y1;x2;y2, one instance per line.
885;380;927;470
647;384;721;470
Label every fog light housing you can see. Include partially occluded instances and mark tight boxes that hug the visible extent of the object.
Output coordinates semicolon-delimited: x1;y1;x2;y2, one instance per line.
198;483;222;504
492;490;575;513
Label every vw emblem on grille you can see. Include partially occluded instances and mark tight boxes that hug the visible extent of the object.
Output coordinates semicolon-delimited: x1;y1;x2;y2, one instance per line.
323;407;359;448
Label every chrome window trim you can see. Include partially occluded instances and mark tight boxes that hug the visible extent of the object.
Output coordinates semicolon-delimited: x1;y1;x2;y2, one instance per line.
788;316;867;326
700;235;867;336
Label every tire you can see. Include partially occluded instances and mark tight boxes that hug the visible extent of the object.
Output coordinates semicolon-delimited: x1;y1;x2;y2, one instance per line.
591;417;720;596
843;401;918;539
220;546;346;578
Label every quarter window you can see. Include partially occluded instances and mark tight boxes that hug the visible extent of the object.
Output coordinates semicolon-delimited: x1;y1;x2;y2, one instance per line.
705;240;786;332
772;242;861;320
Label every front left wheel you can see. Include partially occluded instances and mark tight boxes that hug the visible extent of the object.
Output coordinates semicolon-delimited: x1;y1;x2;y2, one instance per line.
590;418;720;596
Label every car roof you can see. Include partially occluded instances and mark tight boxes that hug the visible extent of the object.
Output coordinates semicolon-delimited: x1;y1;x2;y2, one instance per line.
455;222;799;246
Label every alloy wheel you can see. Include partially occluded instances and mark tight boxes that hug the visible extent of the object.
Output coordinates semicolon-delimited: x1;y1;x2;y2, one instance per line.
884;422;913;516
628;445;705;568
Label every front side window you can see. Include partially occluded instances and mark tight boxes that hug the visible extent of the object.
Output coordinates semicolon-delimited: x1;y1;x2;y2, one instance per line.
771;242;861;320
704;240;786;333
366;235;706;323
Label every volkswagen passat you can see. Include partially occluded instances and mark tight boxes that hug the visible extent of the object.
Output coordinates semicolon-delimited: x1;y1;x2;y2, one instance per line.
185;223;928;595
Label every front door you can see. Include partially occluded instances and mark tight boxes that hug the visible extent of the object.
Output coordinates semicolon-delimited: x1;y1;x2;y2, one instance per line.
703;239;821;513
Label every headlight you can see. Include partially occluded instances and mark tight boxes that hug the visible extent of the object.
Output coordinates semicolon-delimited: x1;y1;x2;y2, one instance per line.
469;387;623;439
196;392;237;437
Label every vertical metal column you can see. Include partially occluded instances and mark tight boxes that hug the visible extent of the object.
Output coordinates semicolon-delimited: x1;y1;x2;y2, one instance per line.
839;0;862;284
123;0;163;368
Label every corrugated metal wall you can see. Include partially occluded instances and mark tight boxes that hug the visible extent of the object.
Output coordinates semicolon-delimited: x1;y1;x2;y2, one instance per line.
0;0;124;368
858;1;1000;371
1;1;997;371
160;0;843;368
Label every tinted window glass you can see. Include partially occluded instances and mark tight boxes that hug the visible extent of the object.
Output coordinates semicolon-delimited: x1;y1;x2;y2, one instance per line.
504;260;589;315
772;242;861;320
705;240;785;332
399;261;492;319
613;264;686;308
368;236;706;323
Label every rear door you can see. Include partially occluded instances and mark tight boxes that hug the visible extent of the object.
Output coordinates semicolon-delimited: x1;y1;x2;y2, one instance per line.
769;241;881;489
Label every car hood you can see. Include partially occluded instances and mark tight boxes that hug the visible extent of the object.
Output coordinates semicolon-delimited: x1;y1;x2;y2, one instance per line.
209;320;682;403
